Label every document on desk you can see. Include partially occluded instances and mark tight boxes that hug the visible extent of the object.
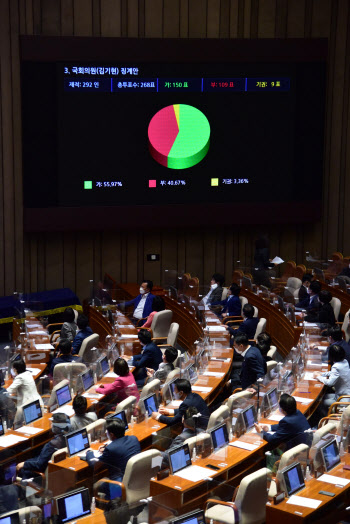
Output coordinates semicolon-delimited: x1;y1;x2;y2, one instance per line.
120;334;138;338
303;323;319;327
52;405;75;416
82;392;104;399
26;367;42;376
174;465;216;482
105;371;117;378
206;318;221;323
170;400;183;407
206;326;227;332
28;330;48;335
303;372;317;381
229;441;259;451
267;413;284;421
15;426;43;435
287;495;322;509
192;386;212;393
34;343;54;350
317;474;350;487
203;372;225;377
0;434;29;447
293;396;313;404
211;357;230;363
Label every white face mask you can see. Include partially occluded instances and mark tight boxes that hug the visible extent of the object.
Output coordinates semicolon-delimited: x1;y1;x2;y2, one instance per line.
174;391;182;401
211;283;218;290
307;287;311;294
140;287;146;294
11;369;16;378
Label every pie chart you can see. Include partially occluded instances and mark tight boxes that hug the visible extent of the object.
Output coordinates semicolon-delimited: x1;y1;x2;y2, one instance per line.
148;104;210;169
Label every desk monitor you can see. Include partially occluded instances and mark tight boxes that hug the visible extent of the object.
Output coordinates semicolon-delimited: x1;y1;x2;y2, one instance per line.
23;399;43;425
242;405;257;432
143;393;159;417
281;462;305;497
42;501;52;520
99;355;110;377
0;369;5;386
3;461;16;485
0;513;20;524
80;369;94;392
56;384;72;407
187;364;198;384
267;387;279;411
107;409;128;430
0;416;4;437
321;438;340;472
8;353;21;373
167;379;177;401
65;428;90;457
210;423;229;451
171;510;205;524
168;443;191;475
56;487;91;523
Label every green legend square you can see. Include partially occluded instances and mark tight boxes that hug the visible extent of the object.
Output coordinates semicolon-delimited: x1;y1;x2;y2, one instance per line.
211;178;219;186
84;180;93;189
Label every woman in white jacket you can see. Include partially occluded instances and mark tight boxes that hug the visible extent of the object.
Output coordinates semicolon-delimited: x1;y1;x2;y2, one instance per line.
6;359;42;424
315;344;350;415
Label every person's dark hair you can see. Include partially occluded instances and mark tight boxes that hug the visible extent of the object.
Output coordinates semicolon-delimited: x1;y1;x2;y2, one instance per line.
63;307;75;323
72;395;88;415
164;347;178;364
152;296;165;312
319;290;332;304
212;273;225;287
77;314;89;330
107;419;125;439
58;339;72;355
255;235;269;250
183;406;198;429
114;358;129;377
328;325;343;342
142;280;153;291
174;378;192;395
309;281;321;295
279;394;297;416
13;359;26;375
229;283;241;296
329;344;345;363
256;332;271;356
138;329;152;345
243;303;255;319
233;333;249;347
302;273;313;284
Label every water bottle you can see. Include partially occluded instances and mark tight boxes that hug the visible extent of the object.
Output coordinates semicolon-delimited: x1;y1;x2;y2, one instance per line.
91;496;96;513
192;446;197;462
3;420;7;433
304;465;312;481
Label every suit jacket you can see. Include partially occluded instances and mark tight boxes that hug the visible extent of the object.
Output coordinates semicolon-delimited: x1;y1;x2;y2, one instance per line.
305;303;335;326
132;342;163;371
240;346;267;389
159;392;210;429
262;409;311;448
21;434;66;479
207;286;223;305
296;294;320;313
298;285;309;301
50;353;82;374
220;296;241;316
124;293;155;318
228;318;259;340
87;435;141;481
72;326;93;355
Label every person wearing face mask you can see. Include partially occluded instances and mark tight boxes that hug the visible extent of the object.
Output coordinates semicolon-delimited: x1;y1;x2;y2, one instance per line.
202;273;225;307
132;329;163;386
298;273;313;301
118;280;155;326
151;378;210;429
71;314;93;355
86;419;141;495
229;333;267;391
6;359;43;425
254;394;311;449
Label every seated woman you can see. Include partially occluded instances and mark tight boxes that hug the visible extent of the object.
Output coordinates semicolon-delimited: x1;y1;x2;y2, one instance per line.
140;296;165;328
60;307;77;342
256;332;273;362
95;357;139;403
218;283;242;318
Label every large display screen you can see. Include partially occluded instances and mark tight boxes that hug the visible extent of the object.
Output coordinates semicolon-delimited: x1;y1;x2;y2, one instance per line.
21;38;326;229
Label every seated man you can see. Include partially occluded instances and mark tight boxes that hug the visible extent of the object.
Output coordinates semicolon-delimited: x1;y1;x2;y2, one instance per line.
70;395;98;431
254;394;311;448
230;333;267;391
219;283;242;317
119;280;155;325
226;303;259;340
72;315;93;355
322;325;350;365
151;378;210;429
86;419;140;488
296;280;321;312
298;273;313;301
202;273;225;307
146;346;178;383
132;329;163;387
17;413;71;479
161;407;203;467
50;339;81;374
305;289;335;326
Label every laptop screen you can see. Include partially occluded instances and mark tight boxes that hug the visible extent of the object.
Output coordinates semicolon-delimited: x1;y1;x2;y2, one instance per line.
56;488;91;523
56;384;72;407
187;364;198;383
109;409;128;430
143;393;158;416
321;438;340;472
211;423;229;451
23;399;42;425
168;380;177;400
267;388;278;410
282;462;305;497
168;443;191;475
0;514;20;524
100;356;109;376
242;405;256;431
65;428;90;457
81;369;94;392
171;510;205;524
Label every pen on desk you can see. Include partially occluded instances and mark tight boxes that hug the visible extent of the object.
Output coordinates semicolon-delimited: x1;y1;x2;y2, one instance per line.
299;391;311;394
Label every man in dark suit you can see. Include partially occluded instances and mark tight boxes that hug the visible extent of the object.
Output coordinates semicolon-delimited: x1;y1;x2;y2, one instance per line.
132;329;163;386
296;280;321;313
255;394;311;448
230;333;267;391
298;273;313;301
216;283;242;318
151;378;210;429
71;315;93;355
226;303;259;340
119;280;155;325
86;419;140;494
203;273;225;306
50;339;82;374
322;325;350;365
305;290;335;325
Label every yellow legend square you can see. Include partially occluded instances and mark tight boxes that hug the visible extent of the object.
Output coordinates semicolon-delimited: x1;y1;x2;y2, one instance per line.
211;178;219;186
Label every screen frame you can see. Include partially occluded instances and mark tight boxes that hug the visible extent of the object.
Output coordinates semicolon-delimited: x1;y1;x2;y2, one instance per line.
142;393;159;416
168;442;191;475
210;422;229;451
65;428;90;458
281;461;305;497
55;487;91;523
23;398;43;425
171;509;205;524
56;384;72;407
241;404;256;431
320;438;340;472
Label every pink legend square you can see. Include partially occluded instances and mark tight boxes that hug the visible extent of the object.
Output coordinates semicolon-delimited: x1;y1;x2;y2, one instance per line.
149;180;156;188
